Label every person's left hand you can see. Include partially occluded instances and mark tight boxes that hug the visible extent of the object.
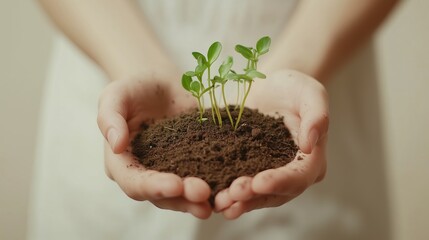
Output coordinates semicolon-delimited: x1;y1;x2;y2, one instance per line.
214;69;329;219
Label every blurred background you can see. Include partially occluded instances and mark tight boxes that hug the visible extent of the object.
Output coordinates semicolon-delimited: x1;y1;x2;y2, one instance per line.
0;1;428;239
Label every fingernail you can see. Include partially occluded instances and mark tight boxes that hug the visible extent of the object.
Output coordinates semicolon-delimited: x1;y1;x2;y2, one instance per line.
107;128;119;150
308;129;319;151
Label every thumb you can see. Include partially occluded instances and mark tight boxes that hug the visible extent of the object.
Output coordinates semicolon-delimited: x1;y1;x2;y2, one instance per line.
298;85;329;154
97;83;130;153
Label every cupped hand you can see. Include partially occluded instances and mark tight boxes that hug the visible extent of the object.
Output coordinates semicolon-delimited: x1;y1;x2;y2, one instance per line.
97;73;212;219
215;69;329;219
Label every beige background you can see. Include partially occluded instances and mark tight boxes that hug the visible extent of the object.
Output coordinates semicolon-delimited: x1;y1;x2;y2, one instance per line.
0;1;428;240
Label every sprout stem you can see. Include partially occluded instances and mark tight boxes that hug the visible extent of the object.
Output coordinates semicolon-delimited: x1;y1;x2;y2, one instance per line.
198;76;206;110
234;81;252;130
208;67;222;127
212;90;222;127
243;80;247;100
235;80;240;110
222;83;234;127
197;97;204;123
253;52;258;69
206;67;217;124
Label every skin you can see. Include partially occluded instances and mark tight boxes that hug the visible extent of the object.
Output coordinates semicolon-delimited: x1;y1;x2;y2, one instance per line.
39;0;398;219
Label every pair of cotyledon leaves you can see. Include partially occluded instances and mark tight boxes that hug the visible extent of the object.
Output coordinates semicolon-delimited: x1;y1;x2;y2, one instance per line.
235;36;271;60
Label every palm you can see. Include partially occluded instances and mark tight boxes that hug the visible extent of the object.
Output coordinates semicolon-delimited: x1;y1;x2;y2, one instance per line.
125;80;195;137
214;69;329;219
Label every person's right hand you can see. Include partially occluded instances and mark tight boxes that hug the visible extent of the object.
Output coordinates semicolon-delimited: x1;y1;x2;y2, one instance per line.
214;69;329;219
97;72;213;219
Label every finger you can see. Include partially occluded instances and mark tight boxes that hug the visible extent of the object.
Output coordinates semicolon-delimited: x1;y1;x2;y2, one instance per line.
222;195;293;220
251;167;308;196
183;177;211;203
97;82;130;153
228;176;255;201
251;144;325;196
153;197;212;219
298;82;329;154
214;189;234;212
105;144;184;201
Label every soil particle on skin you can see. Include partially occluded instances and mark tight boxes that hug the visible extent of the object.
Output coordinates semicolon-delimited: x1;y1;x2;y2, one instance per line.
131;107;298;206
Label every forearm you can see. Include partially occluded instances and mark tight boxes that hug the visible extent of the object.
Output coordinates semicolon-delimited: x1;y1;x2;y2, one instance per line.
38;0;174;80
263;0;399;83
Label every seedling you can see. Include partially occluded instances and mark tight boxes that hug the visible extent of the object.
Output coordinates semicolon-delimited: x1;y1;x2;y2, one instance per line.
181;73;212;123
181;36;271;130
214;56;234;126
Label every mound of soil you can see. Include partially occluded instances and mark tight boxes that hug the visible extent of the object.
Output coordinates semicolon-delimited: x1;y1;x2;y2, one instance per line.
131;107;298;205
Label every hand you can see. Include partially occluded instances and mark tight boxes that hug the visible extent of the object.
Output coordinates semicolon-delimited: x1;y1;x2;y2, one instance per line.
214;69;329;219
97;73;213;219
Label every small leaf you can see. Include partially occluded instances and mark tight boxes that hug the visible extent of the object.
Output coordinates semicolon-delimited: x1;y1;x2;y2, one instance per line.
197;55;204;66
195;61;207;75
213;76;225;84
185;71;196;77
181;74;192;91
219;56;233;78
207;42;222;65
256;36;271;55
240;74;253;81
192;52;207;63
235;45;253;60
190;81;201;94
226;72;239;80
224;55;233;65
246;69;266;79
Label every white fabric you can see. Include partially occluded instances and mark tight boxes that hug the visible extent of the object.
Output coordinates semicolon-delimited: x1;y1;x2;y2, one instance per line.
28;0;391;239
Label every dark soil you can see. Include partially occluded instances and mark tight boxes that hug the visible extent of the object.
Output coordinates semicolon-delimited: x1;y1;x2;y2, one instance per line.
131;107;298;205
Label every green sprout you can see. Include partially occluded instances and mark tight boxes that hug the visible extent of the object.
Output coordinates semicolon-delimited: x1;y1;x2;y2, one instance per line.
181;74;213;123
181;36;271;130
231;36;271;129
214;56;234;126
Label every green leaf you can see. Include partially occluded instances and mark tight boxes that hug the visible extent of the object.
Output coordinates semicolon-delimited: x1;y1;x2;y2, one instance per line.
207;42;222;65
185;71;196;77
235;45;253;60
218;56;233;78
240;74;253;81
197;55;204;66
256;36;271;55
195;60;207;75
190;81;201;95
192;52;207;63
181;74;192;91
213;76;225;84
226;72;239;80
246;69;266;79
